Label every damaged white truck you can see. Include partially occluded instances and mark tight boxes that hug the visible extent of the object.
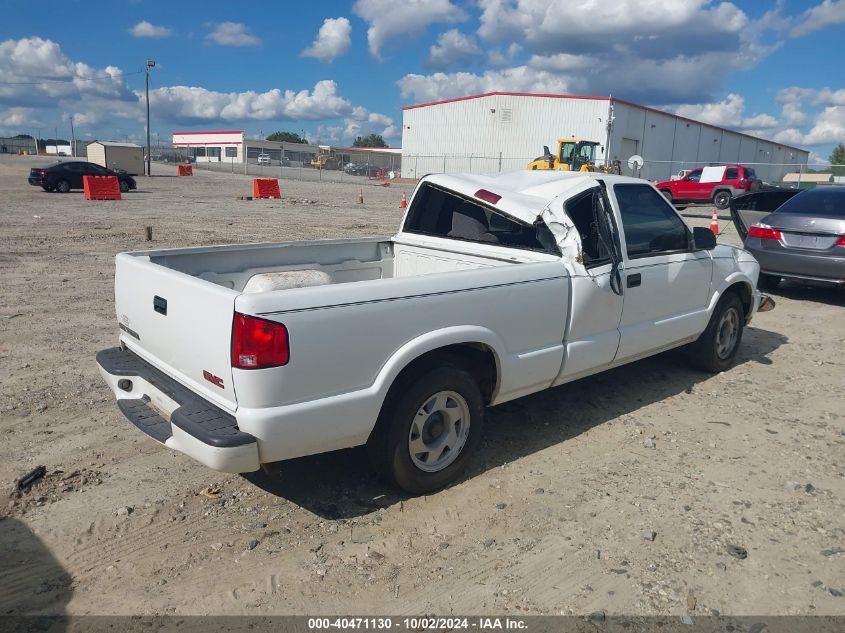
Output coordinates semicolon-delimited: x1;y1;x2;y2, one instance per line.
97;171;774;494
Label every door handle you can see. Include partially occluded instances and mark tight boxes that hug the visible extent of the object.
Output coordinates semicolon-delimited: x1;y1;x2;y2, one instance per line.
627;273;641;288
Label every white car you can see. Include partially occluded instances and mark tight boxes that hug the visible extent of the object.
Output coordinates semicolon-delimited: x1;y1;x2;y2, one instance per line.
97;171;774;494
256;153;271;166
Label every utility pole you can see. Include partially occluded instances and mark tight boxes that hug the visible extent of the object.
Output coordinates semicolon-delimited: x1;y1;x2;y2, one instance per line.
70;116;75;157
145;59;156;176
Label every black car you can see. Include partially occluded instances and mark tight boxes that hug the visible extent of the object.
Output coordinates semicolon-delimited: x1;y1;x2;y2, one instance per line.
28;161;137;193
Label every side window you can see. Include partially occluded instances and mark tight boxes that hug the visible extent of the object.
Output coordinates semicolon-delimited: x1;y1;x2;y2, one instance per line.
614;184;690;257
565;190;611;267
225;146;238;158
686;170;701;182
744;167;756;180
725;167;738;180
402;183;557;254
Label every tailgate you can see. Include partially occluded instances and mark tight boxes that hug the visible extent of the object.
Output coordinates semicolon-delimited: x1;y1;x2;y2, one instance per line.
114;253;239;410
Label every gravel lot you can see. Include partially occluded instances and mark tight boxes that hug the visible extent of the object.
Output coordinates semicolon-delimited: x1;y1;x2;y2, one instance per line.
1;155;843;617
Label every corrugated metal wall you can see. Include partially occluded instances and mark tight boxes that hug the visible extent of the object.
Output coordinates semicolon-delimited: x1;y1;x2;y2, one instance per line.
402;95;608;178
401;95;809;183
611;102;808;182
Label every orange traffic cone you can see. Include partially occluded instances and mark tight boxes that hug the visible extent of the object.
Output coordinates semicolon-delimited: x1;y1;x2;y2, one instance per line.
710;209;719;235
400;193;407;209
358;187;364;204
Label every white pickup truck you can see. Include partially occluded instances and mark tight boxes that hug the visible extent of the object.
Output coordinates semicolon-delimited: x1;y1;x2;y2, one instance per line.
97;171;774;493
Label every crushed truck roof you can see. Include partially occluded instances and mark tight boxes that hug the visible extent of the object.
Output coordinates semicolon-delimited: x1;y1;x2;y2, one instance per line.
423;170;644;225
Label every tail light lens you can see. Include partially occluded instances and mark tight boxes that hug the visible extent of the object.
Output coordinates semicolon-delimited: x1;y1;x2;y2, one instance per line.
231;313;289;369
835;235;845;246
748;225;783;241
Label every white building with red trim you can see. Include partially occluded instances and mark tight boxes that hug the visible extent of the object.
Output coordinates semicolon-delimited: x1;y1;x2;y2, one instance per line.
172;130;244;163
400;92;809;183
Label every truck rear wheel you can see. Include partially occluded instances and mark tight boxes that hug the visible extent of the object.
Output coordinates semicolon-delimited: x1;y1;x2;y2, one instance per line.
367;365;484;494
687;292;744;373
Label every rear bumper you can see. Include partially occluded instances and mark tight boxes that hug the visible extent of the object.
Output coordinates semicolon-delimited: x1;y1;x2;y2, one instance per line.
746;241;845;283
96;347;260;473
28;177;46;186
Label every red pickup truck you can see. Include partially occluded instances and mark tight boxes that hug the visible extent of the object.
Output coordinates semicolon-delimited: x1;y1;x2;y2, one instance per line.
656;165;760;209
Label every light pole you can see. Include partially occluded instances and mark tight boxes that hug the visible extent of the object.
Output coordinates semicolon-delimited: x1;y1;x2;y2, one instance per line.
145;59;156;176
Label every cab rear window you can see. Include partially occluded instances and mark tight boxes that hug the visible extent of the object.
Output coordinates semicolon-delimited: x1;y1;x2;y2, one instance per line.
403;182;558;253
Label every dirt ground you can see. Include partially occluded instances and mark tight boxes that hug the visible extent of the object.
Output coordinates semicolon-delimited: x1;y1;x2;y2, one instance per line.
1;155;843;617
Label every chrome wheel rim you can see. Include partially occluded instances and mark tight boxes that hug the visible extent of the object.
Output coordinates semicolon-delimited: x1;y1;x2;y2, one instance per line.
716;307;740;359
408;390;471;473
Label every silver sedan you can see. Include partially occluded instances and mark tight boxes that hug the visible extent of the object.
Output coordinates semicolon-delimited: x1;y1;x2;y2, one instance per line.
731;187;845;290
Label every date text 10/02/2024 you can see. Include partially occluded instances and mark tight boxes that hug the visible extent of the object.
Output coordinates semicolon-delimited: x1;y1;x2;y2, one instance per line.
307;617;528;630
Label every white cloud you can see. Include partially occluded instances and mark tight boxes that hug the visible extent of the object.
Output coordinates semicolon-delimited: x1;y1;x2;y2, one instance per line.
353;0;465;57
206;22;261;47
0;36;395;143
149;80;352;122
0;36;136;107
344;110;400;141
426;30;481;69
477;0;747;50
398;66;570;103
676;94;790;132
528;52;590;72
802;106;845;145
488;43;521;66
301;17;352;63
0;106;36;127
675;93;746;127
791;0;845;37
458;0;778;105
130;21;173;38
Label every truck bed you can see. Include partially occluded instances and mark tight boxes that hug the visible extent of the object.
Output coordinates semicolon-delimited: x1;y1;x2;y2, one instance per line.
143;235;536;293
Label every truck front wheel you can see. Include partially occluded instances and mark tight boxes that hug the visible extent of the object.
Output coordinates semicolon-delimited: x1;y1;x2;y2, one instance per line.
368;365;484;495
687;292;744;373
713;190;732;209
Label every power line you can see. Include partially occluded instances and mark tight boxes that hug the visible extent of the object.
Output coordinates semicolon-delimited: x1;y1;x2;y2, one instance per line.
0;69;144;85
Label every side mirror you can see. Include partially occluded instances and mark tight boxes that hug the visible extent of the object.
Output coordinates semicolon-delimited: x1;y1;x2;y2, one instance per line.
692;226;717;250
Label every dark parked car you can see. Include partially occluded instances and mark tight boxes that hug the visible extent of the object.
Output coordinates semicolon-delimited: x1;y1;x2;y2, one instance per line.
28;161;137;193
731;187;845;289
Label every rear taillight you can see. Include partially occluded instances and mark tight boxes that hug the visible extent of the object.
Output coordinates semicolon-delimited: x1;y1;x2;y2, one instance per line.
748;225;783;241
835;236;845;246
231;313;289;369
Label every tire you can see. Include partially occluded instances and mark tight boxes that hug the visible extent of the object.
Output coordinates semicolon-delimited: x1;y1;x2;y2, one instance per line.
661;189;673;203
757;273;780;291
119;180;129;193
367;365;485;495
687;292;745;373
55;179;70;193
713;190;732;209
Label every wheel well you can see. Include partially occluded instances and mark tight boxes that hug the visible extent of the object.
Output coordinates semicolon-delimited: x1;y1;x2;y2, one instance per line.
725;282;752;317
387;343;499;407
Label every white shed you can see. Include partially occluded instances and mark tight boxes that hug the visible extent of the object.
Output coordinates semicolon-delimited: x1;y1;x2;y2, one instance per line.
401;92;809;183
87;141;144;175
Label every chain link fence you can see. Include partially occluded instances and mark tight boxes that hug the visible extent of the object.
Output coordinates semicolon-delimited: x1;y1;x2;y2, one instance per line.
401;153;843;187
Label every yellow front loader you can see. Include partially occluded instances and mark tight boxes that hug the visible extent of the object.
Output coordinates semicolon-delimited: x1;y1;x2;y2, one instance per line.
527;139;620;173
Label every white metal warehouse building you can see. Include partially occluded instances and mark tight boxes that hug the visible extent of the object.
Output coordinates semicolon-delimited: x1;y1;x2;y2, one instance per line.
400;92;809;183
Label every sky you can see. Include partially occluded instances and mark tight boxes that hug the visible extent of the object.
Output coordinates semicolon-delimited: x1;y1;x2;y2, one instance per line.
1;0;844;163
